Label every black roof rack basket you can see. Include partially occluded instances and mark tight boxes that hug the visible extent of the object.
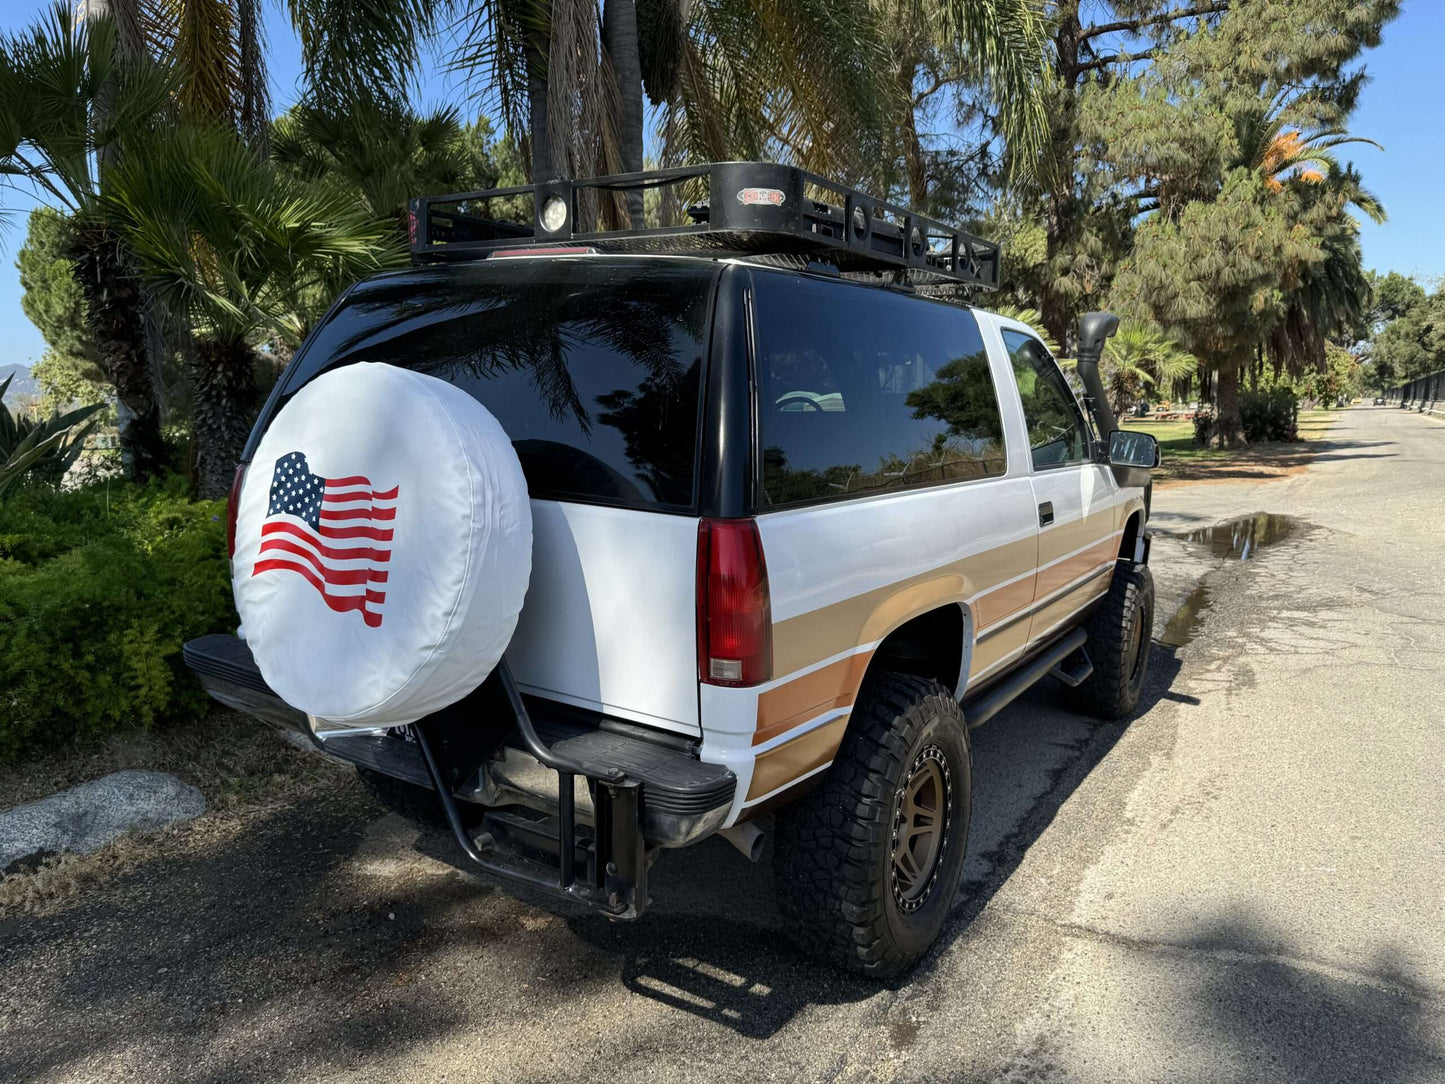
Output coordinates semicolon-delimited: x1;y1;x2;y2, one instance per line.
407;161;1000;291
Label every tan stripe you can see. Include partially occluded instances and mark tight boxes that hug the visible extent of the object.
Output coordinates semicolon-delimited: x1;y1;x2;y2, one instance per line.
974;574;1035;629
771;534;1037;676
970;620;1029;678
1034;537;1120;598
745;716;850;800
1029;574;1111;639
1039;507;1119;567
755;650;873;746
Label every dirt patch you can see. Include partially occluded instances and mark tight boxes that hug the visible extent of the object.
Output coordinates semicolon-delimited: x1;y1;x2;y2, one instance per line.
0;709;352;918
1153;443;1324;487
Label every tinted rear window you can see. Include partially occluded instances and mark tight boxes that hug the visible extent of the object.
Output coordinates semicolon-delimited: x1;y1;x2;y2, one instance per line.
751;271;1005;508
284;258;717;510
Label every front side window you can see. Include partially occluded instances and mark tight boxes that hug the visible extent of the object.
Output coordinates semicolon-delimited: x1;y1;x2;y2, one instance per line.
752;271;1006;508
1003;329;1090;469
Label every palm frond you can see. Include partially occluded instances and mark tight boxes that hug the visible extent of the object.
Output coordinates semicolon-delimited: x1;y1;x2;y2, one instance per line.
102;121;397;345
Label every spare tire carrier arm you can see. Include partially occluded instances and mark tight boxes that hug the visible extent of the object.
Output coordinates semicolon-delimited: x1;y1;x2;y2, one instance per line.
412;661;647;917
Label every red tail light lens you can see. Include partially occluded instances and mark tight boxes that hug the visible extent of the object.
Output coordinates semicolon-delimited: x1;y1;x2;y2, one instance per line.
226;464;246;558
697;518;772;687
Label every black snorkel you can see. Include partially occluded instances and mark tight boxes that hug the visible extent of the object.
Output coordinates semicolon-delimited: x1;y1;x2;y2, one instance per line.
1074;311;1120;439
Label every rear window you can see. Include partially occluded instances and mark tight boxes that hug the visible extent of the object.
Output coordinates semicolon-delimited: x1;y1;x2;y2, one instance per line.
283;258;717;510
751;270;1005;508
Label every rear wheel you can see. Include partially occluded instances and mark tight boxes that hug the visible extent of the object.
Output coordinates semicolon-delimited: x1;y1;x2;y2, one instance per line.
773;672;971;977
1074;561;1154;719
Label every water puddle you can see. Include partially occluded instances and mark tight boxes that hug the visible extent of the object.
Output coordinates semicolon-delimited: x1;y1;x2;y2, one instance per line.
1159;583;1212;648
1155;513;1313;648
1172;513;1307;560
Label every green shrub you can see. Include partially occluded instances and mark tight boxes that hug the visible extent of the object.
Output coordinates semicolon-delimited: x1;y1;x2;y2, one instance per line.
0;476;233;764
1240;386;1299;442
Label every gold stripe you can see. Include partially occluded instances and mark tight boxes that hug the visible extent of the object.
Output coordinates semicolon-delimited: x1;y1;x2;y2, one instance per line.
1034;538;1120;598
1028;573;1112;639
771;534;1037;676
755;650;873;745
746;716;850;800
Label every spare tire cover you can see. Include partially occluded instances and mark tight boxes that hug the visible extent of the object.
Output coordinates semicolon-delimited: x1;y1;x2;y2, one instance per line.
231;362;532;726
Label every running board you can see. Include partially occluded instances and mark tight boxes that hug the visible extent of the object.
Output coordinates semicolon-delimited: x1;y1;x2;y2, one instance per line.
963;627;1088;729
1049;647;1094;688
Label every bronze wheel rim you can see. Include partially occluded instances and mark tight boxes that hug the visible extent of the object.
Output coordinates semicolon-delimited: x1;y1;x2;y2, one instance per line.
891;744;952;913
1127;595;1152;687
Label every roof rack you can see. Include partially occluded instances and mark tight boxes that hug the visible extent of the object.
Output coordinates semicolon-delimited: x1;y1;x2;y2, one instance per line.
406;161;1000;292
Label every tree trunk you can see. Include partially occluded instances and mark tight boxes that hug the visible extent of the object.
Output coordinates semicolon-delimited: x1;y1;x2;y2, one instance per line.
1210;361;1247;448
1040;2;1083;349
192;337;257;500
898;56;927;209
602;0;645;225
237;0;269;154
526;6;553;182
70;224;167;480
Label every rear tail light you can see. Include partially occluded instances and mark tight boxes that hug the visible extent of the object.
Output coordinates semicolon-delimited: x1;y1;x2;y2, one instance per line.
697;518;772;687
226;464;247;558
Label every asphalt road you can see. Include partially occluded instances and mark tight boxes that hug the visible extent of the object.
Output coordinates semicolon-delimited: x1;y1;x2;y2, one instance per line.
3;405;1443;1083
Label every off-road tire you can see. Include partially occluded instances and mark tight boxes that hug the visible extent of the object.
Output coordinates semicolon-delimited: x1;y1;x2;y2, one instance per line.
356;766;448;828
1074;560;1154;720
773;672;971;978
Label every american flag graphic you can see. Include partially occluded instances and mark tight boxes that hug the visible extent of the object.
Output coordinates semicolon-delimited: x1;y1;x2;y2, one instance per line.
251;451;398;628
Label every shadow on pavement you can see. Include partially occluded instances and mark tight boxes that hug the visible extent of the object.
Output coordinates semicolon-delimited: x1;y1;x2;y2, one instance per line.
1184;915;1441;1083
0;646;1194;1072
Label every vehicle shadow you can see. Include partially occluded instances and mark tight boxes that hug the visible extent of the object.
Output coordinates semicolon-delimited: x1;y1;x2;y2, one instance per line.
0;648;1192;1075
557;641;1189;1037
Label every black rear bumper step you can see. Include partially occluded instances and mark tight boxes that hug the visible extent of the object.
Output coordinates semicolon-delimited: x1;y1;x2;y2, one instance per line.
183;634;274;695
182;633;735;826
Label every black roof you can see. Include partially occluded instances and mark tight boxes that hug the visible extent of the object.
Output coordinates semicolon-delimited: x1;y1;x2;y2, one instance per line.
407;162;1000;293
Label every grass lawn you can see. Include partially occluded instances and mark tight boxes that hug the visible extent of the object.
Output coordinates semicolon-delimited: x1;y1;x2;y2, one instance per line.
1120;408;1341;486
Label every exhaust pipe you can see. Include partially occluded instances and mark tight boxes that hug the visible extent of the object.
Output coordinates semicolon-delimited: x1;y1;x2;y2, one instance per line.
719;822;764;862
1074;311;1120;438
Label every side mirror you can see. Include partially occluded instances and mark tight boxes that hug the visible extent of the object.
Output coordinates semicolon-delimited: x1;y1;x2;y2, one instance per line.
1108;430;1159;489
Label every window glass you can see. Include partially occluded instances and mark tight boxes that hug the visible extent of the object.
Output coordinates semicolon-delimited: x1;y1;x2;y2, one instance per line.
1002;329;1090;469
283;258;715;510
752;271;1006;507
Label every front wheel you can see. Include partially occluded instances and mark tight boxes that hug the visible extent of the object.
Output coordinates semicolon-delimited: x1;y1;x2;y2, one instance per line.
1074;561;1155;719
773;672;972;977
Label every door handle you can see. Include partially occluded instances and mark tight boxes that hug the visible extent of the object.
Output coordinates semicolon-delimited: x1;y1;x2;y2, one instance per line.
1038;501;1054;527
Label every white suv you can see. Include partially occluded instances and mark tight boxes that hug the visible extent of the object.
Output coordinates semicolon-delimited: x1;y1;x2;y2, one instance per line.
185;163;1158;976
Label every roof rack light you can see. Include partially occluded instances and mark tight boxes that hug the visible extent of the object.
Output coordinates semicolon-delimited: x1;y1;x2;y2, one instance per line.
406;162;1000;292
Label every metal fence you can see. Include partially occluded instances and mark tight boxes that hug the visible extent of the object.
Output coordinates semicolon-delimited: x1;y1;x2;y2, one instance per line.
1385;369;1445;418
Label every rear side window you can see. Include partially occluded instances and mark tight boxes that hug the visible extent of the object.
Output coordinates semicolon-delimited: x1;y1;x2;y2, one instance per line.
285;259;716;510
751;271;1005;508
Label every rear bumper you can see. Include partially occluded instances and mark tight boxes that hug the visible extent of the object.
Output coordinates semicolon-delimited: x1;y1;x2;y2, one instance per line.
182;634;736;850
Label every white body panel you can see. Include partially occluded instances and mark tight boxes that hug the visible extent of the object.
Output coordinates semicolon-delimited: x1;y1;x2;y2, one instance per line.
506;500;700;735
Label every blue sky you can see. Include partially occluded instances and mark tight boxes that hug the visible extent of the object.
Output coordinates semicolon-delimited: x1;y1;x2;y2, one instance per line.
2;1;1442;371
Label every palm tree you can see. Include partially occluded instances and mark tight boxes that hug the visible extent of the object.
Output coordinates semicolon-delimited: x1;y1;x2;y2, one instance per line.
0;4;173;478
867;0;1048;207
1099;325;1196;415
286;0;1047;213
1234;97;1383;196
1233;98;1386;377
1268;164;1385;376
100;124;395;497
271;101;477;235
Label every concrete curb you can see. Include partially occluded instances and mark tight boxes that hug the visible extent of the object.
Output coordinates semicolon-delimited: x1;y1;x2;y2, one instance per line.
0;769;205;873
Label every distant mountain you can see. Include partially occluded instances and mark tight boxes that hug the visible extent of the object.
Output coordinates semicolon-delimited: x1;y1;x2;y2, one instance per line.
0;363;40;405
